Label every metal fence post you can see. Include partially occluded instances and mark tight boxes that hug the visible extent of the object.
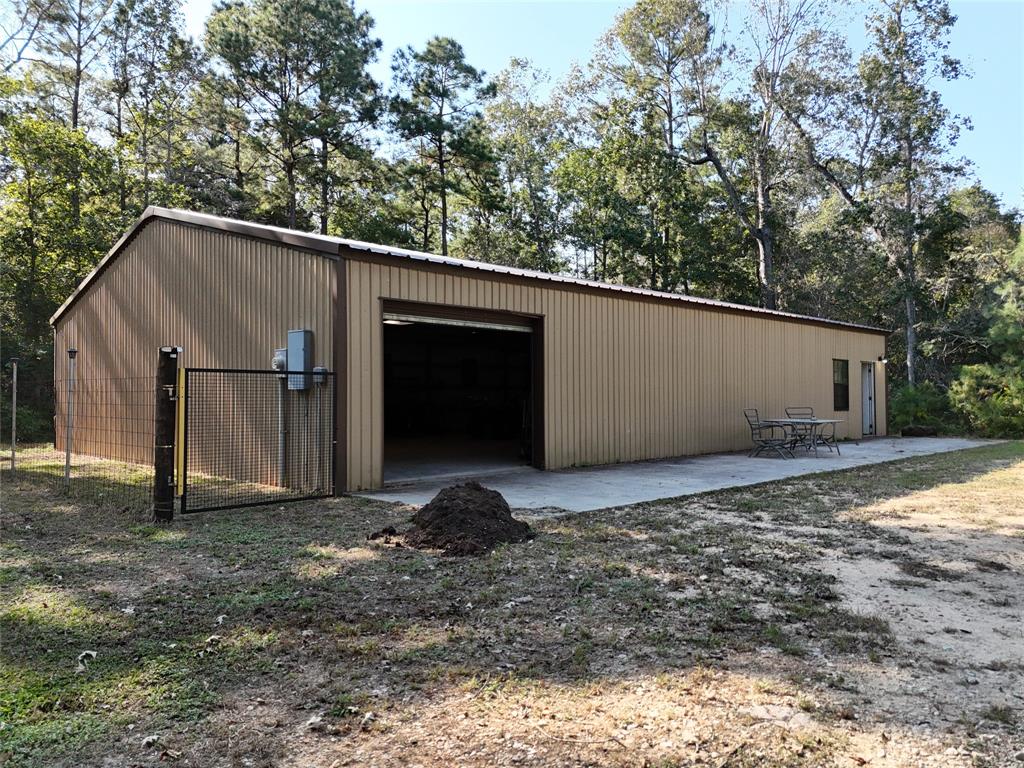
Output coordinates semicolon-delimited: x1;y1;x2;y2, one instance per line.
64;349;77;489
153;347;180;522
9;358;17;471
175;366;187;513
313;366;327;491
271;349;288;487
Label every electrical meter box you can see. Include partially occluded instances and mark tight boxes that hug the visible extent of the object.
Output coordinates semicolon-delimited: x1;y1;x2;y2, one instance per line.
286;329;313;390
272;348;287;377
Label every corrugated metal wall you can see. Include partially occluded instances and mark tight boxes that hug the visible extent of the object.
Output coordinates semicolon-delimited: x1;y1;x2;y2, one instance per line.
344;254;887;491
51;216;887;493
53;220;335;465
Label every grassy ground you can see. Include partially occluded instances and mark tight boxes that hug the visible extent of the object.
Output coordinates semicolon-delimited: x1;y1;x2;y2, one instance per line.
2;443;1022;767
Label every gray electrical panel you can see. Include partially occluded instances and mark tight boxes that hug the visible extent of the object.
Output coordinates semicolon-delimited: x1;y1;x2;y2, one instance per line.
287;329;313;390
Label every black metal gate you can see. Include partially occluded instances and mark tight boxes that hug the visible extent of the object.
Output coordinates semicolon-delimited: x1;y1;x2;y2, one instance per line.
180;368;335;513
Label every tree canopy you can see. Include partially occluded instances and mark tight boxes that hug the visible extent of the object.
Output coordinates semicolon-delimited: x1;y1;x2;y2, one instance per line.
1;0;1021;437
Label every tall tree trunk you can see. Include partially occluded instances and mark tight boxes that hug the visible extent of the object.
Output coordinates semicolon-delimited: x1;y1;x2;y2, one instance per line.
902;132;917;386
285;158;297;229
232;90;244;197
420;178;431;250
25;169;35;253
698;141;776;306
141;122;150;208
438;141;448;257
71;59;81;127
662;66;674;294
234;138;243;191
904;288;918;386
319;139;329;234
755;150;776;310
164;118;174;191
903;231;918;386
69;0;84;227
755;236;776;309
115;97;126;214
233;130;244;193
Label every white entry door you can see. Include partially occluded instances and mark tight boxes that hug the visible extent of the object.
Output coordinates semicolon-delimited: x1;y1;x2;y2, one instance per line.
861;363;875;436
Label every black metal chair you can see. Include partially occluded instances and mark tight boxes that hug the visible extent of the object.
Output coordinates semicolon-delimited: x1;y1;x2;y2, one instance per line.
785;405;840;455
785;406;815;450
817;420;840;455
744;408;795;459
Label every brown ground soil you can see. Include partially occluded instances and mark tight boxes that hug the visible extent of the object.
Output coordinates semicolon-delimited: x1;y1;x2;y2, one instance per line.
2;443;1022;767
402;481;533;555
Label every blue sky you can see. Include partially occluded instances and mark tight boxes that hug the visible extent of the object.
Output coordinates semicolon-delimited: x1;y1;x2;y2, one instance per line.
182;0;1024;211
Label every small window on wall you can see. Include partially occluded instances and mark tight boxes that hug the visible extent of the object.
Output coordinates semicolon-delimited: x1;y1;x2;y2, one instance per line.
833;359;850;411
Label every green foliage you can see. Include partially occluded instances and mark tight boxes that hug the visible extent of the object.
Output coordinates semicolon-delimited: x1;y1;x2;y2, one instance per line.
915;186;1020;382
948;241;1024;437
464;59;565;271
596;0;735;294
206;0;380;229
0;0;1018;443
1;74;122;422
888;383;957;434
785;0;970;385
389;36;495;256
949;365;1024;438
2;404;54;443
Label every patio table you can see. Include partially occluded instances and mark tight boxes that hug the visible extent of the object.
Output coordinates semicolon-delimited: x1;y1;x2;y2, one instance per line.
764;417;843;457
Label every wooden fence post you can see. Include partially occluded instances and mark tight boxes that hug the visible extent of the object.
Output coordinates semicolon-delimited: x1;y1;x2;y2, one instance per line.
9;358;17;471
64;349;77;489
153;346;180;522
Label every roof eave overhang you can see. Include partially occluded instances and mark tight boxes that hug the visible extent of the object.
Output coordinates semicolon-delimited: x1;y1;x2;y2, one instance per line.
336;242;894;337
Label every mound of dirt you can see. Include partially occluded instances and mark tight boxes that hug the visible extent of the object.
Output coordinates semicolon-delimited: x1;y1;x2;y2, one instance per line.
404;482;533;556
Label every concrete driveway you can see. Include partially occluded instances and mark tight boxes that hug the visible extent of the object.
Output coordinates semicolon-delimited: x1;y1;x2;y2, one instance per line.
360;437;991;512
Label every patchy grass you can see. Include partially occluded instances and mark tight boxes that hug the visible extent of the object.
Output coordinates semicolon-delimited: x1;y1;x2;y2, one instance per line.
1;442;1022;767
981;704;1016;726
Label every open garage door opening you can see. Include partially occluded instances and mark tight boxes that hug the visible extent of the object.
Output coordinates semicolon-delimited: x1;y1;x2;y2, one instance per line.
382;308;539;484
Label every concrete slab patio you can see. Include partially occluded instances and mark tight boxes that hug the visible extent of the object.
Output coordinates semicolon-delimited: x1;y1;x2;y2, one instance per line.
360;437;992;512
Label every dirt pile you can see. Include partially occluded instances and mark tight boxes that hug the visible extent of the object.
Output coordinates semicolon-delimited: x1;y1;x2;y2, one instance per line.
403;482;533;556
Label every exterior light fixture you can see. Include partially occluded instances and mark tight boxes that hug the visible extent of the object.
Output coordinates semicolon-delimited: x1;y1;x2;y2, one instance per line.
878;356;888;364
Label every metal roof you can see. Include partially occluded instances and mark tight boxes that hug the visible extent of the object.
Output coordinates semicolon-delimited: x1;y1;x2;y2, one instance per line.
50;206;890;335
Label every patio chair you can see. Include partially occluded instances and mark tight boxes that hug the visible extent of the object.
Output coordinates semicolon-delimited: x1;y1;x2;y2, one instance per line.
817;420;840;455
785;406;815;450
744;408;795;459
785;405;841;455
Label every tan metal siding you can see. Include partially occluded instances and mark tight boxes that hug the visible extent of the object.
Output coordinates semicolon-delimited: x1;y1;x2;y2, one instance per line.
53;219;335;466
344;255;886;491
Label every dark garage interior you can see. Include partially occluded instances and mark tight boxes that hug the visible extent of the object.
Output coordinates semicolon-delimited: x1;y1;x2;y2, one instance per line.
382;318;535;482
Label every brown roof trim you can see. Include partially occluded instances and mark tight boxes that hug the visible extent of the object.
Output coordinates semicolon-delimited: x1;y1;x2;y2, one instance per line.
153;207;341;256
341;245;892;336
51;207;891;336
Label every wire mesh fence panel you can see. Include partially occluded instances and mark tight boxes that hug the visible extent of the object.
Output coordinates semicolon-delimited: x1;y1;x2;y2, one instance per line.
1;375;55;451
6;376;156;516
182;369;334;513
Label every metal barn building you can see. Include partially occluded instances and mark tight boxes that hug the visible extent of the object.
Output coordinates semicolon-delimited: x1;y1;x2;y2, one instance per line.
52;207;888;493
